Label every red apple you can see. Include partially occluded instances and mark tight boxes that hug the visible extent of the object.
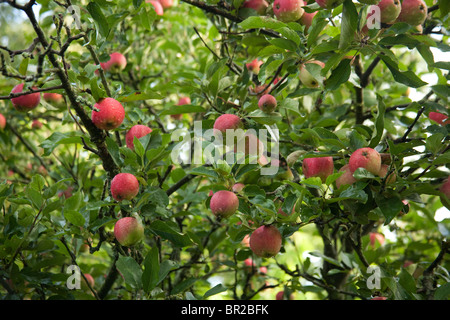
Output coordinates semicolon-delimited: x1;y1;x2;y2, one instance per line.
242;0;269;14
258;94;277;113
81;273;95;291
429;111;449;125
10;83;41;112
114;216;145;246
302;156;334;183
246;59;263;75
315;0;344;9
100;52;127;73
148;0;164;15
91;97;125;131
349;147;382;175
376;0;402;24
371;296;387;300
244;258;256;272
335;164;357;188
171;96;191;120
378;164;396;184
0;113;6;130
440;177;450;199
369;232;385;248
125;124;153;150
157;0;173;9
299;11;317;33
232;183;245;193
396;0;428;26
298;60;325;88
110;173;140;201
213;114;243;135
249;225;282;258
273;0;305;23
31;119;43;130
259;266;268;274
43;92;64;106
276;290;294;300
210;190;239;218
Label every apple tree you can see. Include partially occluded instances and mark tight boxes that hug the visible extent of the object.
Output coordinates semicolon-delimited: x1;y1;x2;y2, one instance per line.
0;0;449;300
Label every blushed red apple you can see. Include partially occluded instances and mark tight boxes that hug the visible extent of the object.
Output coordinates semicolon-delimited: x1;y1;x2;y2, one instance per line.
302;156;334;183
376;0;402;24
258;94;277;113
315;0;344;9
0;113;6;130
213;114;243;135
335;164;357;188
10;83;41;112
100;52;127;73
249;225;282;258
396;0;428;26
210;190;239;218
91;97;125;131
242;0;269;14
349;147;382;175
171;96;191;120
110;173;140;201
125;124;153;150
246;59;263;75
299;11;317;33
114;216;145;246
273;0;305;23
43;92;65;106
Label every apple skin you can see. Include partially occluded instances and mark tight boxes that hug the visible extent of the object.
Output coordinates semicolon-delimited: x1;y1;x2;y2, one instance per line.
429;111;449;125
335;164;357;189
43;92;64;106
0;113;6;130
369;232;385;248
110;173;140;201
210;190;239;218
81;273;95;291
171;96;191;120
440;177;450;199
126;125;153;150
213;114;243;134
232;183;245;193
91;98;125;131
378;164;396;184
349;147;382;175
157;0;173;9
10;83;41;112
273;0;305;23
315;0;344;9
298;60;325;88
100;52;127;73
376;0;402;24
302;156;334;183
299;11;317;33
258;94;277;113
246;59;263;75
31;119;43;130
249;225;282;258
276;291;294;300
148;0;164;15
242;0;269;14
396;0;428;26
114;217;145;246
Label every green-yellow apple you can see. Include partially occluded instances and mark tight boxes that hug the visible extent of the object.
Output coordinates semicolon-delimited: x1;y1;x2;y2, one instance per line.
298;60;325;88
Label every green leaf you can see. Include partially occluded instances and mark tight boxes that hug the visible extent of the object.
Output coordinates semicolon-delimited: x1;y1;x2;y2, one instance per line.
426;133;445;155
203;284;228;299
119;91;163;102
339;0;358;50
106;137;123;167
368;95;386;148
434;282;450;300
380;55;427;88
149;220;193;247
140;6;156;31
40;132;82;156
239;16;286;30
325;58;351;91
189;166;219;179
116;255;143;289
374;193;403;225
63;210;85;227
86;2;110;38
159;104;205;116
142;247;160;293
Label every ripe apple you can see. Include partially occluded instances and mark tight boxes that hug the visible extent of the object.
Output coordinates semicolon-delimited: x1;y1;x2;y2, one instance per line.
315;0;344;9
376;0;402;24
440;177;450;198
244;258;256;272
246;59;263;75
302;156;334;183
210;190;239;218
429;111;449;125
0;113;6;130
31;119;43;129
172;96;191;120
335;164;357;189
299;11;317;33
148;0;164;15
91;97;125;131
378;164;396;184
258;94;277;113
125;124;153;150
100;52;127;73
349;147;382;175
396;0;428;26
110;173;140;201
81;273;95;291
157;0;173;9
369;232;385;248
213;114;243;135
249;225;282;258
276;290;294;300
10;83;41;112
242;0;269;14
273;0;305;23
43;92;64;106
298;60;325;88
232;183;245;193
114;216;145;246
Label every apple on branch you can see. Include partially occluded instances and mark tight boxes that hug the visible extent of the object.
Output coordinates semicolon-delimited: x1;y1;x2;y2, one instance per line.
273;0;305;23
0;113;6;130
258;94;277;113
125;124;152;150
349;147;382;176
110;173;140;201
249;225;282;258
396;0;428;26
100;52;127;73
209;190;239;218
91;97;125;131
114;216;145;246
10;83;41;112
302;156;334;183
242;0;269;15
